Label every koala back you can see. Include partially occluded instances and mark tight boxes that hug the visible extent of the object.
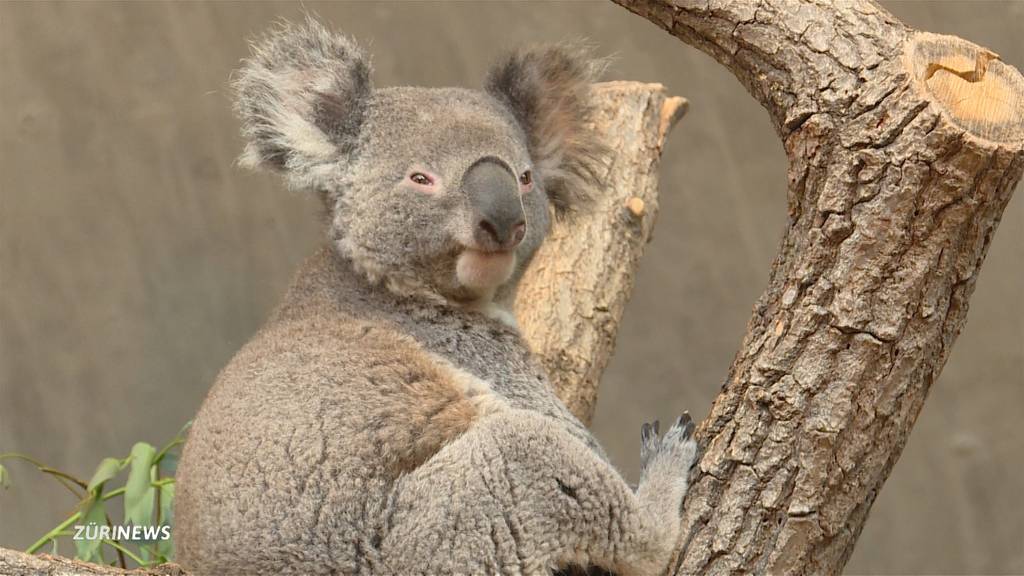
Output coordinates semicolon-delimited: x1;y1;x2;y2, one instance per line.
174;302;495;573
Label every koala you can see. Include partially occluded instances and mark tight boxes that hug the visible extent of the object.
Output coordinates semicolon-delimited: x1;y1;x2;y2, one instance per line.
173;17;698;576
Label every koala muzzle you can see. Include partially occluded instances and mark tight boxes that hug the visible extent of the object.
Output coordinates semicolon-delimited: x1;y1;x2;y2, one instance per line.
464;159;527;251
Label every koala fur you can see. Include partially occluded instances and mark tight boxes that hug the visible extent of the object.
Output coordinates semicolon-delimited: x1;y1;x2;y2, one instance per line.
174;17;698;576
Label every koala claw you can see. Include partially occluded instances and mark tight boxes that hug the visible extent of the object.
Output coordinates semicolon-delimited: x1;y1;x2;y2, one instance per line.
661;413;695;447
640;412;699;479
670;412;695;441
640;420;661;471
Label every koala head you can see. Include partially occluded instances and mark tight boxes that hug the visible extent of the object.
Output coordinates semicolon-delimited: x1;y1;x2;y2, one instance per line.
234;18;605;310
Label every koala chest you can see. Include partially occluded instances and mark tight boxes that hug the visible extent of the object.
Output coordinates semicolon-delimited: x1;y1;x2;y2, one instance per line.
397;313;582;430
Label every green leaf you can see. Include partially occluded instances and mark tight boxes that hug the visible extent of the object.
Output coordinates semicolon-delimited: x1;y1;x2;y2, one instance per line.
87;457;124;493
0;463;10;489
158;482;175;526
74;496;106;562
157;482;175;560
158;450;179;477
124;442;156;528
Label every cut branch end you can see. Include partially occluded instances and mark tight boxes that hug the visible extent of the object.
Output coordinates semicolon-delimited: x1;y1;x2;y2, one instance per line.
908;32;1024;145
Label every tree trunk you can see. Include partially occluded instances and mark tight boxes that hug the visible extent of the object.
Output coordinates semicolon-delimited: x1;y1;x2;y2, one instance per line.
601;1;1024;574
517;81;687;424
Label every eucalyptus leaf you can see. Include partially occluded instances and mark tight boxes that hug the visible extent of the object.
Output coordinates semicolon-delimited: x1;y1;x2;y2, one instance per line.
74;496;106;562
158;482;175;526
156;482;175;560
124;442;156;529
159;451;179;477
87;457;123;493
0;463;10;489
157;537;174;562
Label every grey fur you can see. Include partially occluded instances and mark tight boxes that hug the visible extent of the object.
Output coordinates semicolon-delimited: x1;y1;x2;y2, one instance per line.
234;16;372;188
174;18;697;576
486;43;609;215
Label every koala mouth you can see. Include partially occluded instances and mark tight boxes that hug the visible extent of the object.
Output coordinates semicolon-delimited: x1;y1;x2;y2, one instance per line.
455;248;517;293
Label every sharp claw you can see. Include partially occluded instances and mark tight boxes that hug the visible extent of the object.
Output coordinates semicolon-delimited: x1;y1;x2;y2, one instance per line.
641;422;657;445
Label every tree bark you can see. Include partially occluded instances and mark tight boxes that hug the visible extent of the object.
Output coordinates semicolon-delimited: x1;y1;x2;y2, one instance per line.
0;547;185;576
603;1;1024;574
517;81;687;424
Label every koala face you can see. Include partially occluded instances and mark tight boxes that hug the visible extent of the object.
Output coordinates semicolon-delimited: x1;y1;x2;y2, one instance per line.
337;88;550;304
234;17;605;306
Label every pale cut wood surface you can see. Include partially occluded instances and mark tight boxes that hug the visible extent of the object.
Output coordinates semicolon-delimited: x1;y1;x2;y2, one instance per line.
908;32;1024;145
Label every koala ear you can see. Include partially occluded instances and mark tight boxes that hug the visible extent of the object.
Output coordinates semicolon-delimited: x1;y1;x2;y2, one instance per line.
486;44;608;215
233;16;372;189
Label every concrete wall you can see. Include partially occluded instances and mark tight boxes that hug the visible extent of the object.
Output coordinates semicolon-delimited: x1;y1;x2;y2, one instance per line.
1;2;1020;573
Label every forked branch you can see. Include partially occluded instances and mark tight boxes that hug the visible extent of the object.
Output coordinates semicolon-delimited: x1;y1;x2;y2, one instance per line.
536;0;1023;573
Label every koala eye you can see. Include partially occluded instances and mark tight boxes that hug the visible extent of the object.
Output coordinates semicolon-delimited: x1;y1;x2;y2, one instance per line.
409;172;434;186
519;170;533;189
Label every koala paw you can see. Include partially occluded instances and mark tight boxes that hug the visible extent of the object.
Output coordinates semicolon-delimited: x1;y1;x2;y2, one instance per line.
639;412;699;481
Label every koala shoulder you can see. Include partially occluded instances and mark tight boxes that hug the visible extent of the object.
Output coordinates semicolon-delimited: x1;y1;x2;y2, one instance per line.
202;313;503;474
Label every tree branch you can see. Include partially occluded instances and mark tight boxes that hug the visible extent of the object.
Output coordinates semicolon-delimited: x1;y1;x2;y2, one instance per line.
518;81;687;424
0;546;184;576
604;1;1024;573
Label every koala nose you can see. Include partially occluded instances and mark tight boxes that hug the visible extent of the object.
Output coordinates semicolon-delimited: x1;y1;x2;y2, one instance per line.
478;218;527;250
463;159;527;251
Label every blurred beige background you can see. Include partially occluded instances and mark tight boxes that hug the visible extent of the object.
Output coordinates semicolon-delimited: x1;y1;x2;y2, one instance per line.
1;2;1021;573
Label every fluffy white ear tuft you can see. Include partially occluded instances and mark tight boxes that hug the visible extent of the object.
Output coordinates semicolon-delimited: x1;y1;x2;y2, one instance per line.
233;16;372;189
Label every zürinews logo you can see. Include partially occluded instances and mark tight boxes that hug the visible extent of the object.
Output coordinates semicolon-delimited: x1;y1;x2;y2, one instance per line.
73;523;171;542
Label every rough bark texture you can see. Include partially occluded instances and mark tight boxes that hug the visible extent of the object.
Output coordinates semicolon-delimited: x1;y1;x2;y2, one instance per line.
517;81;687;424
608;1;1024;574
0;547;185;576
0;82;684;574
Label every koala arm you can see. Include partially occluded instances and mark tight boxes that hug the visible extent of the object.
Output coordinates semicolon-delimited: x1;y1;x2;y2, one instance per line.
377;410;697;576
174;316;509;575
